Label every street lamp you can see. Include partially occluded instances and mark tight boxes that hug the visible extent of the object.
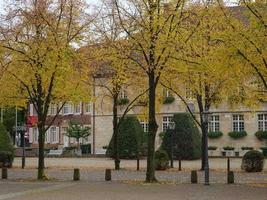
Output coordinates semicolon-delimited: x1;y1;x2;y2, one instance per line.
202;111;212;186
168;122;175;168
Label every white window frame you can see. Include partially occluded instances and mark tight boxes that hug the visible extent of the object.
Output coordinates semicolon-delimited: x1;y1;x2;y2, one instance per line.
209;115;220;132
50;126;59;144
140;119;149;133
33;128;39;144
84;102;92;114
258;114;267;131
162;116;173;132
232;114;244;132
63;102;73;115
74;102;82;115
163;88;172;98
119;90;127;99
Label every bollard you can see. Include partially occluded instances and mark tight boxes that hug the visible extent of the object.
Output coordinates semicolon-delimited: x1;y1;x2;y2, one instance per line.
227;157;230;172
227;171;234;184
73;168;80;181
191;170;198;184
178;157;182;171
2;168;7;179
105;169;111;181
137;158;140;171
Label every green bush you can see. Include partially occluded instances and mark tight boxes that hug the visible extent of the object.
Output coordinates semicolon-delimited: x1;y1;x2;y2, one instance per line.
223;146;235;151
241;150;264;172
154;149;169;170
255;131;267;140
106;116;144;159
208;146;217;150
208;131;223;138
163;96;175;104
241;146;254;151
0;123;14;168
228;131;247;139
117;98;129;105
161;113;202;160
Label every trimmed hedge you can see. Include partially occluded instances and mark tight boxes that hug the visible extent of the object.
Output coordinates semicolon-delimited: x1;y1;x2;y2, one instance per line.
163;96;175;104
241;146;254;151
0;123;14;168
228;131;247;139
223;146;235;151
106;116;144;159
208;131;223;139
255;131;267;140
241;150;264;172
161;113;201;160
208;146;217;150
154;149;169;170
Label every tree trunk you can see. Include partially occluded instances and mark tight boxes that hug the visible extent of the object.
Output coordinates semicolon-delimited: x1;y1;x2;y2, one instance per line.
113;94;120;170
37;126;45;180
146;73;158;182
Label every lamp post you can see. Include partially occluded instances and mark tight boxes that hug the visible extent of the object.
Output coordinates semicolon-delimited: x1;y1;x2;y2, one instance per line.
202;111;211;186
168;122;175;168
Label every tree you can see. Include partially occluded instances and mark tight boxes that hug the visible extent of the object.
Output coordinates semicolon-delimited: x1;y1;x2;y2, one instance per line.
105;0;200;182
161;2;254;170
219;1;267;91
0;123;14;167
0;0;92;179
66;120;91;153
161;113;201;160
106;116;144;159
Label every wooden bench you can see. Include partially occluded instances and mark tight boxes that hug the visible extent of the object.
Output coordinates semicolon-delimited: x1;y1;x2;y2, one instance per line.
48;149;63;157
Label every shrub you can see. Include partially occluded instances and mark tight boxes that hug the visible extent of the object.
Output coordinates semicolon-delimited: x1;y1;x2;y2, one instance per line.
154;149;169;170
208;146;217;150
208;131;223;138
0;124;14;168
228;131;247;139
161;113;201;160
255;131;267;140
163;96;175;104
117;98;129;105
241;146;254;151
241;150;264;172
106;116;144;159
223;146;235;151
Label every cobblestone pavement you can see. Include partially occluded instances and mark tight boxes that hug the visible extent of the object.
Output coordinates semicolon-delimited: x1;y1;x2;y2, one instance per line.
0;181;267;200
12;157;267;171
8;157;267;184
1;157;267;200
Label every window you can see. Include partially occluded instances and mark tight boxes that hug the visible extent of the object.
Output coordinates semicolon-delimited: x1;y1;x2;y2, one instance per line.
45;129;50;143
33;128;38;143
163;88;172;98
50;127;58;143
258;114;267;131
48;104;57;115
84;102;92;114
185;85;194;99
232;114;244;132
140;119;149;133
63;103;73;115
162;116;173;132
74;103;81;114
119;90;127;99
209;115;220;132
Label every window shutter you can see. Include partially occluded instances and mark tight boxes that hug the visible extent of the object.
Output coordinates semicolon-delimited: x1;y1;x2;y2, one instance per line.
29;128;33;143
56;127;60;143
